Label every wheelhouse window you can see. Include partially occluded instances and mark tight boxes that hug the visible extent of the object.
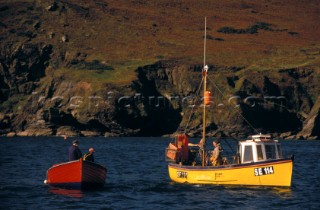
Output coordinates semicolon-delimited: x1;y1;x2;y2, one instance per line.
256;145;264;160
265;145;276;159
277;145;282;158
243;145;253;162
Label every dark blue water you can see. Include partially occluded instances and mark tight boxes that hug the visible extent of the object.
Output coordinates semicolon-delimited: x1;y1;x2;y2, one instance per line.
0;137;319;209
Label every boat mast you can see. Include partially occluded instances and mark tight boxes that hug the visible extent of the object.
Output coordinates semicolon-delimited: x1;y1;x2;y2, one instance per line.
202;17;208;166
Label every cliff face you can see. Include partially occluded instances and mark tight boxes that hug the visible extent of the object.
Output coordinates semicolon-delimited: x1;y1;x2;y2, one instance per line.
0;0;319;139
2;57;319;139
130;62;320;139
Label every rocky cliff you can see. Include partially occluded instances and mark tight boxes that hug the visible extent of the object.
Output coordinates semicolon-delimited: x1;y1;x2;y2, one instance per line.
0;0;319;139
1;56;319;139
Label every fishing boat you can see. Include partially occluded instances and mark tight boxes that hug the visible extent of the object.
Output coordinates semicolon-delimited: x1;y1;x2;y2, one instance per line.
44;158;107;190
166;18;294;187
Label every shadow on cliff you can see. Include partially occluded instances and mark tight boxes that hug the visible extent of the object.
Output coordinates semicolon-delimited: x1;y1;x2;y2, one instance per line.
115;61;182;136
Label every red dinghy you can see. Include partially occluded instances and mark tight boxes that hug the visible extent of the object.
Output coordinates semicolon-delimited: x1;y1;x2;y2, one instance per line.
45;159;107;190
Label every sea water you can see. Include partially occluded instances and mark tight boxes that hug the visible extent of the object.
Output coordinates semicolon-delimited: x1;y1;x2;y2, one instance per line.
0;137;319;209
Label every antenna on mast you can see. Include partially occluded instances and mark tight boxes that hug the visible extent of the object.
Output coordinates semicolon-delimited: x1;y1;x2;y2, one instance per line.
204;17;208;72
204;17;206;68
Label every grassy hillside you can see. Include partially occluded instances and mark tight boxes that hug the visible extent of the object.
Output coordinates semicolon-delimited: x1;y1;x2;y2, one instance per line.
1;0;319;83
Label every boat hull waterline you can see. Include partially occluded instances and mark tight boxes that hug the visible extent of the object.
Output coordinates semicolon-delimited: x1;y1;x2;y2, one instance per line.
46;159;107;190
168;158;293;186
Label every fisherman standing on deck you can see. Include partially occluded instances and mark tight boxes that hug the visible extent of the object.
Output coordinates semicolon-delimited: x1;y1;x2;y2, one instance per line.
83;148;95;162
68;140;82;161
188;138;205;165
211;139;223;166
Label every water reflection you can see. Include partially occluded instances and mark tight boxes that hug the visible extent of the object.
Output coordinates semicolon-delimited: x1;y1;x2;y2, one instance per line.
271;187;293;198
223;185;293;198
181;184;293;200
49;188;84;198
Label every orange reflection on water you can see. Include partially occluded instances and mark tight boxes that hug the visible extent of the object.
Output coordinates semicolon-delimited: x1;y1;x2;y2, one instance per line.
49;188;84;198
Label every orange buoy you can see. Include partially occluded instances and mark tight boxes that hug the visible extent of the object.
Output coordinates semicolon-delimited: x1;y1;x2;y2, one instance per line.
204;91;211;105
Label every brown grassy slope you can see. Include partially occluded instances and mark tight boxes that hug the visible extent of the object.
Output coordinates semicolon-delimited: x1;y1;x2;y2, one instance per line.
1;0;320;81
52;0;320;65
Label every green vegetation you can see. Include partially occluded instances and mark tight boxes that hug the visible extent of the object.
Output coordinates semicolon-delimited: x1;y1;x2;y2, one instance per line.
54;59;157;87
288;31;298;36
0;94;27;113
72;60;114;71
217;22;273;34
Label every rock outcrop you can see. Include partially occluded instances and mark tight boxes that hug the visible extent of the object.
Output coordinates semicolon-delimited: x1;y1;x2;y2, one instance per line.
297;97;320;140
0;43;52;100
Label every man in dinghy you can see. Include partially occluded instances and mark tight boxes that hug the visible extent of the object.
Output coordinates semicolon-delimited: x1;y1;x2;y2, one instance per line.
83;148;95;162
68;140;82;161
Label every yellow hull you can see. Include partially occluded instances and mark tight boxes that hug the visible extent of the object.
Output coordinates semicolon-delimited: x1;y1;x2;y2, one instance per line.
168;158;293;187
